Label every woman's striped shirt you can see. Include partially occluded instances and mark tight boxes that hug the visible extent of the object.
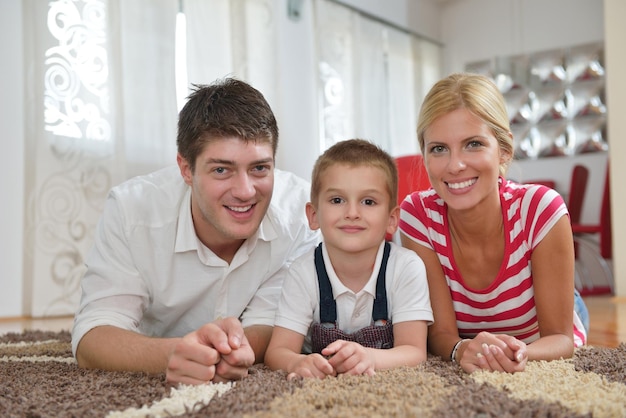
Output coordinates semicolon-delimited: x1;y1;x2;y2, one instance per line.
399;178;587;347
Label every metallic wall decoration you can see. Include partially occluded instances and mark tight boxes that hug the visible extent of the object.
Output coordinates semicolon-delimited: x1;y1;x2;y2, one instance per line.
466;43;607;160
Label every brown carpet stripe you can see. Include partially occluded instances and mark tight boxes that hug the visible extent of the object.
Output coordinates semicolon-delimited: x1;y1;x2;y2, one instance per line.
1;331;625;418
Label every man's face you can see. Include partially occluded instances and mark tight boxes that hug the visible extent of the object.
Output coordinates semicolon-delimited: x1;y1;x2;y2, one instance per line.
178;137;274;259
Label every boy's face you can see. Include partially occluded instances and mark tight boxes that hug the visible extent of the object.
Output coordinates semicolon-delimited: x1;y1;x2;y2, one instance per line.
177;136;274;259
306;163;398;256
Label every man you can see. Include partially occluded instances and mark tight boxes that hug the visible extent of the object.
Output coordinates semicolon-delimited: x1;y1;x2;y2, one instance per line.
72;78;319;385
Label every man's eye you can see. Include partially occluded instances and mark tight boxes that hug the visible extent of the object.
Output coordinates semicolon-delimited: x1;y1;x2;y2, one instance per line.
214;167;226;174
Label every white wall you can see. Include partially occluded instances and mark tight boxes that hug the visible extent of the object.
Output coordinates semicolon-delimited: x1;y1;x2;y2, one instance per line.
0;2;24;317
440;0;605;74
604;0;626;296
336;0;442;42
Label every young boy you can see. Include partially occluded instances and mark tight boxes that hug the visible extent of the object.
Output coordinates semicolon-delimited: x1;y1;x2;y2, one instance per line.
265;139;433;379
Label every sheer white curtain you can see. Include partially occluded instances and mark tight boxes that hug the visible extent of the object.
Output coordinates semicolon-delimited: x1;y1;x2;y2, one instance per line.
113;0;179;179
184;0;279;111
314;0;442;156
21;0;277;316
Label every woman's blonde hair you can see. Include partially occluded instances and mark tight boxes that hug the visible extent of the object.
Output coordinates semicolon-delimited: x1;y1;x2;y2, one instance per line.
417;73;514;176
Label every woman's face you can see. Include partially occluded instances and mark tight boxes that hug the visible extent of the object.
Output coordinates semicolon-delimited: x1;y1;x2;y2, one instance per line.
422;107;507;212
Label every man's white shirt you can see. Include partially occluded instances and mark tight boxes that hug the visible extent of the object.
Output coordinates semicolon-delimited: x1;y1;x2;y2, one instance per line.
72;166;319;356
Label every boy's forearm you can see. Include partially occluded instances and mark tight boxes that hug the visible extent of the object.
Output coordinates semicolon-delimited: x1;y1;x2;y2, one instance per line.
265;346;304;373
76;325;178;373
372;345;426;371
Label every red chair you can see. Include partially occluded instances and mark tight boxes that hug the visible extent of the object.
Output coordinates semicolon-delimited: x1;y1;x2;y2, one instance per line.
395;154;431;205
387;155;431;242
571;164;612;295
567;164;589;226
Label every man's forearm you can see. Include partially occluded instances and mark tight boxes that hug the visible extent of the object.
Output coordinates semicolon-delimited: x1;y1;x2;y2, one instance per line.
76;325;179;374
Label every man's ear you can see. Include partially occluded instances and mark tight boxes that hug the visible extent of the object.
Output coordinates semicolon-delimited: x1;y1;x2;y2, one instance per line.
177;153;193;186
305;202;320;231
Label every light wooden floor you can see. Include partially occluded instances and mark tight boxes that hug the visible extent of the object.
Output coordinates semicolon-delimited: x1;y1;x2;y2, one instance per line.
584;295;626;347
1;295;625;347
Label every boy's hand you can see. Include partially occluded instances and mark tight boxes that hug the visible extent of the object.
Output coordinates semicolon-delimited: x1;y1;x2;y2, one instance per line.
287;353;336;379
323;340;376;376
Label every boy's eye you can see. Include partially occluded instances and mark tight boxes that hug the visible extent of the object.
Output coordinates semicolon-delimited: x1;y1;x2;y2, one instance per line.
362;198;376;206
330;197;343;204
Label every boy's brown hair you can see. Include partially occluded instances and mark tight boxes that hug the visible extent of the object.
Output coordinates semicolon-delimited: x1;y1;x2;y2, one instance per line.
310;139;398;209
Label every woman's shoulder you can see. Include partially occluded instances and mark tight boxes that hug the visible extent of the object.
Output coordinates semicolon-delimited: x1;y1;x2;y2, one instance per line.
401;188;444;213
501;179;566;227
501;179;563;205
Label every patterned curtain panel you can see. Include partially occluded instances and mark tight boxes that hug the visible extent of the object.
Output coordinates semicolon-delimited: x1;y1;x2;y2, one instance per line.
21;0;277;317
22;0;143;317
314;0;441;156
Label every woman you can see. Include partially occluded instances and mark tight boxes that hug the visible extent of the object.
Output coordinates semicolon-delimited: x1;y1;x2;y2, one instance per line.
400;73;587;374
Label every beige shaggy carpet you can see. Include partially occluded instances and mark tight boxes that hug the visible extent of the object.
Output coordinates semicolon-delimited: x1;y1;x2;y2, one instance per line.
1;330;625;417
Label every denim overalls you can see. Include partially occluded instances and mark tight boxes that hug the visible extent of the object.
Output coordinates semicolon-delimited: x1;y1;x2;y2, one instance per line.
310;242;394;353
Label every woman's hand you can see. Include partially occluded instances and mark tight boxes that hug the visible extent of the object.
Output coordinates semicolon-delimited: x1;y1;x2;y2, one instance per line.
459;332;527;373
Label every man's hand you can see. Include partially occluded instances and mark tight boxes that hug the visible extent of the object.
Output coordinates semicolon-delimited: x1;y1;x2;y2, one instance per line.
166;317;254;385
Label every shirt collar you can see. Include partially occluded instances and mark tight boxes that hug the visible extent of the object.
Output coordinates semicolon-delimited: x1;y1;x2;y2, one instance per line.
174;187;278;254
174;187;196;253
323;241;386;298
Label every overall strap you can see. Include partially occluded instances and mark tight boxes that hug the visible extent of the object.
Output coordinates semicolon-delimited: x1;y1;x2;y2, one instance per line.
315;242;392;324
314;243;337;323
372;241;391;321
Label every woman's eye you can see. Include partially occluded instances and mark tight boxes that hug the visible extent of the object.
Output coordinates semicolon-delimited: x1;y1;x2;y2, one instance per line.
430;145;445;154
468;140;483;148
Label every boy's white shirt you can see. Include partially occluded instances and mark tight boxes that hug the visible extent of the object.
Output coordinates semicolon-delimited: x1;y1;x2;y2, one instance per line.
274;240;433;354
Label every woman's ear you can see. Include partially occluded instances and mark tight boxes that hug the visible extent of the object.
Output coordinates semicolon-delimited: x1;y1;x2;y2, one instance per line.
500;132;514;165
